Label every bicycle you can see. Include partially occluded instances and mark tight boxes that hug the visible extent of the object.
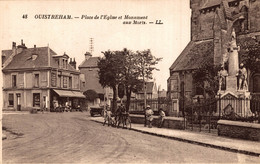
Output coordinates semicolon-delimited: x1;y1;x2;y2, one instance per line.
117;112;131;129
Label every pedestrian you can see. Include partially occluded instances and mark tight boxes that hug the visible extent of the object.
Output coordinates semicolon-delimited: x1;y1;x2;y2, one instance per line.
145;105;154;128
116;103;124;127
158;108;165;128
103;105;112;126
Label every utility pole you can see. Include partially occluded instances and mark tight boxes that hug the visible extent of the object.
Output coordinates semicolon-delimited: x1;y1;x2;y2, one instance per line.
89;38;94;54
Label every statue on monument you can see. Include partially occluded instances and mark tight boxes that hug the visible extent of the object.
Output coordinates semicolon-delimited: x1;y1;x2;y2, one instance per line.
218;66;228;91
237;63;248;90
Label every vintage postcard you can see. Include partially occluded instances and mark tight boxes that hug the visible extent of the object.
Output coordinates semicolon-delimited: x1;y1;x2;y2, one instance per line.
1;0;260;163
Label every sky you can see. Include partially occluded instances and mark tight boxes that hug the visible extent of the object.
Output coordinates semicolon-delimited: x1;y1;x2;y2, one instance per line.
0;0;191;90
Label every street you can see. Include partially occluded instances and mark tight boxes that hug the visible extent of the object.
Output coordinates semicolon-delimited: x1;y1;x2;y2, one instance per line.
2;112;260;163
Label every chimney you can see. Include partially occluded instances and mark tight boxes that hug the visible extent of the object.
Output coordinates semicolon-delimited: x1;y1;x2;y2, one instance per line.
84;52;92;60
73;58;76;69
32;45;38;60
17;39;27;54
12;42;17;55
12;42;16;49
69;57;76;69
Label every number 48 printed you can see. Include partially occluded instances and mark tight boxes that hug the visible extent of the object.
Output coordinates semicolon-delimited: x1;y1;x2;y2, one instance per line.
22;14;28;19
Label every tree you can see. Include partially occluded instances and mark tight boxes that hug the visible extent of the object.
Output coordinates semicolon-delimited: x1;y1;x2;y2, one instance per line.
239;38;260;73
120;49;143;111
135;50;162;108
83;90;98;101
98;49;161;113
98;50;124;113
192;61;222;98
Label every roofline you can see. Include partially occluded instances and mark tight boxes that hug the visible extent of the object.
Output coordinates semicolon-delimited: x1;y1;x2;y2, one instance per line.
170;68;196;73
2;67;52;72
170;39;213;71
78;57;100;68
169;41;193;71
2;67;80;74
78;66;98;69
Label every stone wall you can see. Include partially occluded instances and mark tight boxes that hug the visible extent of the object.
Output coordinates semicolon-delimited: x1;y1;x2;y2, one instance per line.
218;120;260;141
130;115;185;130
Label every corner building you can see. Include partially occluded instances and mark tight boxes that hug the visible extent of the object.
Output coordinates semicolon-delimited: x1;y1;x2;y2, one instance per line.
2;40;85;111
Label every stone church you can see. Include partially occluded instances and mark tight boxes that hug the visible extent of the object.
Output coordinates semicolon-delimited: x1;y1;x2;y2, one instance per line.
168;0;260;115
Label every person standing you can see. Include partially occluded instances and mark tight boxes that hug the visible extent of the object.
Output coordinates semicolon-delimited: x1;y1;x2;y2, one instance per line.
158;108;165;128
145;105;154;128
103;105;112;126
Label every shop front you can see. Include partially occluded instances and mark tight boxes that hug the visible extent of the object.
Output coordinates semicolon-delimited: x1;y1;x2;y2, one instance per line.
51;89;85;112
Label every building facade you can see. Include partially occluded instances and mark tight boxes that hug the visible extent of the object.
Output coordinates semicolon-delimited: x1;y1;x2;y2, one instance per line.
133;82;158;100
2;40;85;111
78;52;113;107
168;0;260;115
129;81;159;111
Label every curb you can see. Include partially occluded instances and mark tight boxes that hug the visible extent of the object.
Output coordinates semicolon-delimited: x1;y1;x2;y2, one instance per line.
92;119;260;157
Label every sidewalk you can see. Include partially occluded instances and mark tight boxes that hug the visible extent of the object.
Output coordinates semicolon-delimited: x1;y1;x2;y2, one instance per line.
91;117;260;157
2;111;30;115
2;111;50;115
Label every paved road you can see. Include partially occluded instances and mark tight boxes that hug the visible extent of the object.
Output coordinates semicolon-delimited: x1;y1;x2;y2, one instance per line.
2;112;260;163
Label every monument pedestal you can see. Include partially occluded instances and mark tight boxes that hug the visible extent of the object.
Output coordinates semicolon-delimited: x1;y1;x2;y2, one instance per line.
217;89;251;117
226;76;237;91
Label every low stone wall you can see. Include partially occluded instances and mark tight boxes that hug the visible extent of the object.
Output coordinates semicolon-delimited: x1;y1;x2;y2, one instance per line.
130;114;185;130
218;120;260;141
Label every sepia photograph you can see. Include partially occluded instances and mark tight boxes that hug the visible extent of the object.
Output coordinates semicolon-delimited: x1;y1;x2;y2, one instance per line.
1;0;260;163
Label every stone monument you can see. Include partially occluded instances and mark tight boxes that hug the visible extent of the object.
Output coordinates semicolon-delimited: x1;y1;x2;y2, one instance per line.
218;28;251;117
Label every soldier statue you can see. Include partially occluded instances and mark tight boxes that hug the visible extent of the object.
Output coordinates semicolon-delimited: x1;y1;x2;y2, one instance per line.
237;63;248;90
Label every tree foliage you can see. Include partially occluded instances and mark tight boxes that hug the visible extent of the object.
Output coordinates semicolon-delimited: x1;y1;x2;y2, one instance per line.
135;50;162;108
97;49;161;112
98;50;124;112
135;50;162;81
239;38;260;73
83;90;98;101
192;61;222;98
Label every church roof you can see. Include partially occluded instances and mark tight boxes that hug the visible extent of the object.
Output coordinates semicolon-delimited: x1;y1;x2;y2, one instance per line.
170;40;214;72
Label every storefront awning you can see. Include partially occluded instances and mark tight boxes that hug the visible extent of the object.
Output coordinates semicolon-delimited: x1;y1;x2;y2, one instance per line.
53;89;85;98
72;91;86;98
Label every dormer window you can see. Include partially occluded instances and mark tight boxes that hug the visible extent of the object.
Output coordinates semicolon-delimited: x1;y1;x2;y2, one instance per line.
32;54;38;60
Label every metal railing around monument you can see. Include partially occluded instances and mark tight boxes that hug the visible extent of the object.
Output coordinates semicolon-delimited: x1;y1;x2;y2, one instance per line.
184;94;260;133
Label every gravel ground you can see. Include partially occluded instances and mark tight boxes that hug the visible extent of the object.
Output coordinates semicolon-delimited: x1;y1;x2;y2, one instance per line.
2;112;260;163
